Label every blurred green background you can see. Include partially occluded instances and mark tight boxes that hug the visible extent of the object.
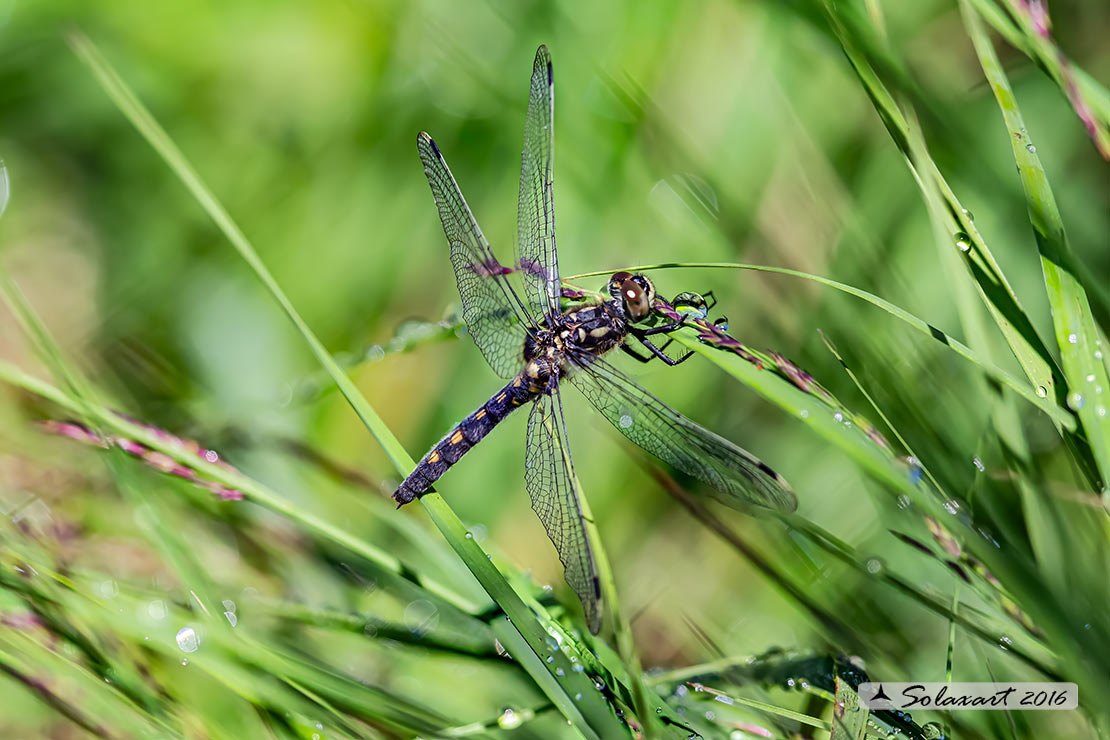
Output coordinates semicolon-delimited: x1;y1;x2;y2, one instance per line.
1;0;1108;738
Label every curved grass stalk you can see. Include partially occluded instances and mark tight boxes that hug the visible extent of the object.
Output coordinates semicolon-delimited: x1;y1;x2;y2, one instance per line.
568;262;1073;430
962;1;1110;493
66;31;629;738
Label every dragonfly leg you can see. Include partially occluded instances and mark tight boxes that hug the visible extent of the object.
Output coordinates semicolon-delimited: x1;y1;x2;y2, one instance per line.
636;314;688;337
633;335;694;366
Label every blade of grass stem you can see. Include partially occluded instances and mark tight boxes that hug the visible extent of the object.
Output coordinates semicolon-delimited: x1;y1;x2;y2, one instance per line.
566;263;1073;430
67;32;632;736
962;0;1110;492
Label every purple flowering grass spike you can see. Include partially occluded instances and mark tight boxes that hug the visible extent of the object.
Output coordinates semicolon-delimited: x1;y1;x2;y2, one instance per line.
38;417;244;502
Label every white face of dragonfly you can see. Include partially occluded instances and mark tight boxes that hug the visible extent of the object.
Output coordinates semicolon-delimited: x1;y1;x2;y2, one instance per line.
607;271;656;324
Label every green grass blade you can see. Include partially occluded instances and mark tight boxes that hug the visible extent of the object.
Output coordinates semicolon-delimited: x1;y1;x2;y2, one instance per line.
67;31;631;737
830;674;867;740
65;30;411;474
962;1;1110;491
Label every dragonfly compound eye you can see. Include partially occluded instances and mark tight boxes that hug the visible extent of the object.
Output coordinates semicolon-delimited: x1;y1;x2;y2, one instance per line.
620;277;651;322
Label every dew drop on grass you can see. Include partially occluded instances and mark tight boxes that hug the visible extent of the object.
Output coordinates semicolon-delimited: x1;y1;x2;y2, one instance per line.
180;658;188;666
224;611;237;627
953;232;971;252
1036;385;1048;397
1026;143;1037;153
972;457;985;472
366;345;385;362
1068;333;1078;344
922;722;945;739
962;207;974;222
148;600;167;620
497;708;522;729
176;626;200;653
865;558;883;574
1068;392;1085;410
833;412;844;423
404;599;439;637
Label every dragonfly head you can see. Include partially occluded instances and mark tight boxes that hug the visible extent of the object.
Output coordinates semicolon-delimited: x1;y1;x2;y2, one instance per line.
608;272;656;324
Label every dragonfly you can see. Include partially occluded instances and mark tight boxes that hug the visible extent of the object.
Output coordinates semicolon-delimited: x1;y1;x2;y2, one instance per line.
396;46;796;633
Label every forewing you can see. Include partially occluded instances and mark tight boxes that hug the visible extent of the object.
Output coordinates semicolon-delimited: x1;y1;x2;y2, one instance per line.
516;45;560;321
568;352;797;513
525;392;602;634
417;132;529;379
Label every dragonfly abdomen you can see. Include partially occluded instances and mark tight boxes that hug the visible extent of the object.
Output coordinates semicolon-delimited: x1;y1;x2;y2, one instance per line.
393;374;537;505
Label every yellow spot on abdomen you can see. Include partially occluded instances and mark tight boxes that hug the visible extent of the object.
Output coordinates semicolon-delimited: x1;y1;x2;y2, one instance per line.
450;430;464;444
428;451;440;463
475;409;486;420
496;392;507;402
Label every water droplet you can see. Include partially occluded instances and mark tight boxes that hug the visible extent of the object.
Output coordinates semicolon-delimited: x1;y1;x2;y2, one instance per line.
1026;143;1037;153
464;532;473;539
180;658;189;666
468;524;487;542
555;668;565;677
619;414;633;428
148;600;167;620
1098;406;1107;418
497;708;522;729
573;663;584;673
961;207;974;222
972;457;985;472
99;580;119;599
953;232;971;252
1095;350;1104;361
999;635;1012;650
704;710;716;720
943;499;961;514
799;409;809;418
546;656;554;664
897;494;912;509
1068;333;1078;344
366;345;385;362
176;627;199;653
1068;392;1085;410
1036;385;1048;398
1087;374;1097;383
922;721;944;739
403;600;439;637
224;611;237;627
833;412;844;423
865;557;883;574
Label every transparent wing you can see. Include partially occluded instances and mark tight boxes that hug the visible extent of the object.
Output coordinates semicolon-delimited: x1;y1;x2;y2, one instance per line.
418;132;531;379
568;351;797;513
516;45;560;321
526;391;602;634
